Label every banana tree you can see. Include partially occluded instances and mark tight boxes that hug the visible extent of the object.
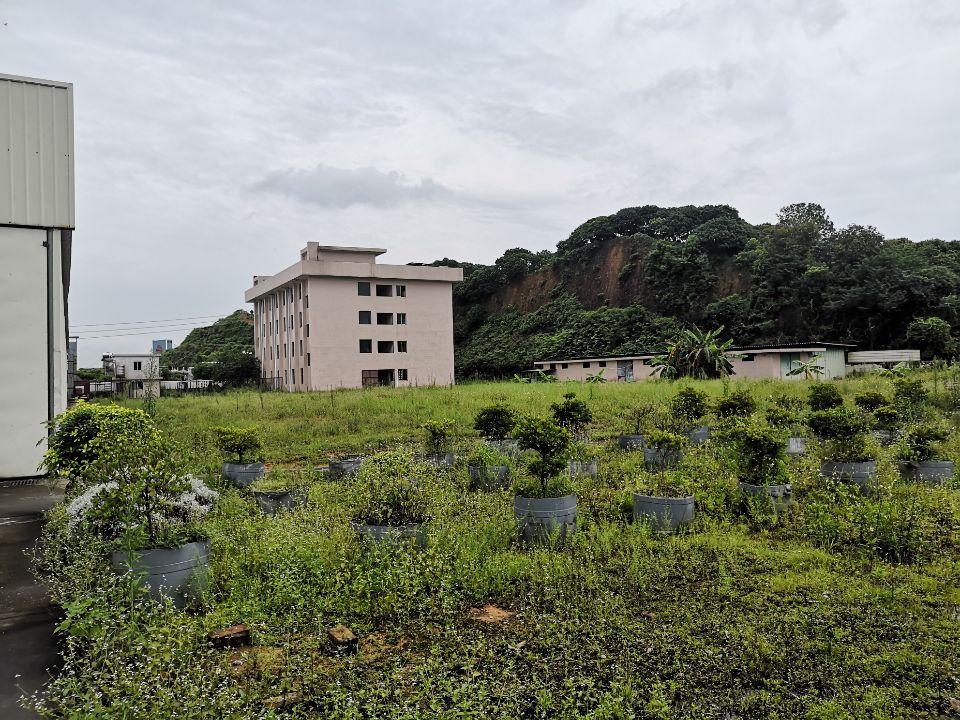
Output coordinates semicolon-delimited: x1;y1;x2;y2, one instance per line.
652;327;735;380
786;354;824;380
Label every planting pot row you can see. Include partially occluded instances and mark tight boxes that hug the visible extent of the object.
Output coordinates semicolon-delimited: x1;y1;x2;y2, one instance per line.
329;456;364;479
514;494;578;545
900;460;954;485
253;489;307;516
350;521;426;548
618;426;710;451
820;461;876;492
739;481;793;511
467;464;511;491
632;493;695;532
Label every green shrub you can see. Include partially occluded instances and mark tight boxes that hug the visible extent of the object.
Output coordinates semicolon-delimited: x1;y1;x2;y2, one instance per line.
771;393;805;414
723;419;789;486
645;428;687;454
473;404;516;440
893;377;929;420
853;391;887;412
465;443;510;468
713;389;756;418
872;404;901;431
808;407;872;462
807;383;843;411
211;426;262;464
896;422;950;463
251;468;304;492
633;467;695;497
550;392;593;434
422;419;456;455
353;449;428;526
512;415;571;496
670;387;709;429
764;404;795;430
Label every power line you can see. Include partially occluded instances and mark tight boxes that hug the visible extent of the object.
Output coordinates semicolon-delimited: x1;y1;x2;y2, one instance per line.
75;323;219;340
72;312;239;329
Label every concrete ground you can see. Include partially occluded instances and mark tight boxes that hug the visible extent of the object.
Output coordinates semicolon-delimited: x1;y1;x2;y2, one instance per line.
0;482;63;719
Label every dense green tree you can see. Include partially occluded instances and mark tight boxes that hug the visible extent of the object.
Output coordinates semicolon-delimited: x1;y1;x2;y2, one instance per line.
905;317;955;360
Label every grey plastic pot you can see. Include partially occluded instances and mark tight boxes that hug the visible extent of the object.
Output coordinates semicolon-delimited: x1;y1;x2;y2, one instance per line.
467;464;511;491
350;521;426;548
569;459;598;478
820;460;877;492
253;488;307;516
618;434;646;450
632;493;695;532
111;540;210;609
486;439;521;457
222;461;264;488
514;493;577;545
786;437;807;456
329;456;364;479
643;447;682;470
425;452;456;467
687;426;710;445
739;481;793;511
899;460;954;486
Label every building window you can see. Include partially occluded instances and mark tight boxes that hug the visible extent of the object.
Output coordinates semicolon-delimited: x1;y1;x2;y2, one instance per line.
299;312;302;327
549;363;556;370
306;324;309;337
359;339;372;353
299;340;303;356
376;312;393;325
377;340;394;353
275;345;279;359
300;367;304;384
359;311;371;325
398;369;408;381
306;353;311;366
305;295;309;309
561;363;568;369
396;284;407;297
397;341;407;353
376;284;393;297
582;362;590;368
298;284;302;300
133;361;142;371
284;344;287;358
741;354;755;362
397;312;407;325
358;281;371;296
598;361;607;367
289;314;293;329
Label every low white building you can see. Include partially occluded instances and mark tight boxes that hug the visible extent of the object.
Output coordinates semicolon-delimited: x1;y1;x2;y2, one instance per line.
0;74;74;479
102;353;161;398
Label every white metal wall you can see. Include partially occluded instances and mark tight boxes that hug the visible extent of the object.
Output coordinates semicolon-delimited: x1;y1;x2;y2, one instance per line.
0;74;75;228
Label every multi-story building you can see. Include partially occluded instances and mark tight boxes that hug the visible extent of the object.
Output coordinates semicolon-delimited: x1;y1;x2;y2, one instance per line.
245;243;463;391
102;353;161;398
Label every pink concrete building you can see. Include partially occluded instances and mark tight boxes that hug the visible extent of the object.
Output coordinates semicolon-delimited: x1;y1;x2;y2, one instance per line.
533;343;857;382
245;243;462;391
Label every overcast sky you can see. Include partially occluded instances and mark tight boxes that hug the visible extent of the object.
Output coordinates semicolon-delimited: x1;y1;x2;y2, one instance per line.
1;1;958;365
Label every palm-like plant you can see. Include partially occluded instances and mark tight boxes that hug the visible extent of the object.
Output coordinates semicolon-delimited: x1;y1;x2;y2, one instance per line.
585;369;606;384
652;327;735;380
786;354;824;380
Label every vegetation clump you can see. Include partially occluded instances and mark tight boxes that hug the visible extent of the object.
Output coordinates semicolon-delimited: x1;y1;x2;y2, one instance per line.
353;449;428;526
550;392;592;436
896;422;950;464
807;383;844;411
724;419;789;486
473;403;516;440
211;426;262;464
808;406;873;462
713;389;756;419
512;415;572;498
670;386;709;431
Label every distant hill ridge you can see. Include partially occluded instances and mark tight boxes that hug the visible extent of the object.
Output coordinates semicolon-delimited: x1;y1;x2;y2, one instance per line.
162;310;253;368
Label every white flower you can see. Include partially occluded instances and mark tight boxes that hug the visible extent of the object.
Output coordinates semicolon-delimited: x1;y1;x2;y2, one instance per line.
65;482;118;530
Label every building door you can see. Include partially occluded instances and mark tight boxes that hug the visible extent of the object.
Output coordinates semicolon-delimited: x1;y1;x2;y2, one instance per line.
617;360;634;382
377;369;395;387
361;370;379;388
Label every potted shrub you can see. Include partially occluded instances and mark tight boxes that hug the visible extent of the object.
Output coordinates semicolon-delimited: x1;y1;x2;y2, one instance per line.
329;454;364;479
871;404;902;445
765;404;806;456
568;442;598;479
671;387;710;444
422;419;456;466
350;450;429;546
212;426;264;487
632;466;695;533
712;389;756;420
807;383;843;411
474;403;519;456
465;443;512;491
643;429;686;471
551;392;592;441
808;407;876;492
725;418;792;511
854;390;888;413
896;422;954;485
251;469;308;516
512;416;576;544
893;376;929;422
618;403;655;450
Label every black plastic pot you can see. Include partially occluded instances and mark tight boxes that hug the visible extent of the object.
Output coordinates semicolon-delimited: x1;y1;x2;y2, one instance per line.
350;521;426;548
253;488;307;516
618;435;645;450
643;447;682;470
514;493;577;545
568;459;598;478
632;493;695;532
424;452;456;467
329;457;364;479
111;540;210;609
820;460;876;493
899;460;954;486
467;464;511;491
222;461;264;488
738;481;793;511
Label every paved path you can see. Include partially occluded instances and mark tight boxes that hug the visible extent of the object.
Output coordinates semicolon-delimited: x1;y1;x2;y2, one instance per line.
0;482;63;719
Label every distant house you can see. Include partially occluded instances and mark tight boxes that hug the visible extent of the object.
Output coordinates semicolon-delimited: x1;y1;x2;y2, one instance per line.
151;339;173;353
245;243;463;391
533;343;919;382
102;353;161;398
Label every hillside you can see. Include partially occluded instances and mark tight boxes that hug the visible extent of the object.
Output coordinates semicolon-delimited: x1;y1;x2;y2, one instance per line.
442;203;960;377
161;310;253;368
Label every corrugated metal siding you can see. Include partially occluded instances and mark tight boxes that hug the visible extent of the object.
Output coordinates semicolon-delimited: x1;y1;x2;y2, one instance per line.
0;74;75;228
848;350;920;363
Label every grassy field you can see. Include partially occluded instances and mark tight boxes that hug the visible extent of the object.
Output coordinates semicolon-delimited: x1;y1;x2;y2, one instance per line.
33;375;960;719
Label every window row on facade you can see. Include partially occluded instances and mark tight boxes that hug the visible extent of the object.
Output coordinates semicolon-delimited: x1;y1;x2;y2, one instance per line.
359;339;408;353
357;281;407;297
358;311;406;325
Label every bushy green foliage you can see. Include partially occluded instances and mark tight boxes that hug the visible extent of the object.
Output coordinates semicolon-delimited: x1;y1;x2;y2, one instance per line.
807;383;844;411
897;422;950;463
723;419;789;486
550;392;592;434
211;426;262;464
421;419;456;455
713;389;756;418
873;404;901;430
653;327;735;380
893;376;929;420
161;310;253;368
353;449;428;526
473;403;516;440
808;407;873;462
670;386;708;428
512;415;571;493
854;390;888;412
465;443;510;468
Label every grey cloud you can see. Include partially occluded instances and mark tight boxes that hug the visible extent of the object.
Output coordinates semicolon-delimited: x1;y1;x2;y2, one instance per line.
253;164;452;208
